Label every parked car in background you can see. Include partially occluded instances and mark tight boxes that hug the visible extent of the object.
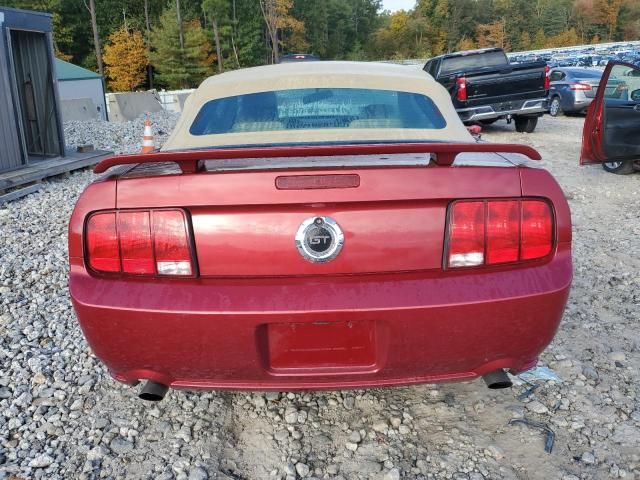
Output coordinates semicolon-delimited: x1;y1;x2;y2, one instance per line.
69;62;572;400
424;48;549;133
581;61;640;174
278;53;320;63
548;68;602;116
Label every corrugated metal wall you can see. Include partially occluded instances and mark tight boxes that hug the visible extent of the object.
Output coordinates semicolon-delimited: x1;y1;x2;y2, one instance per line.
10;29;62;158
0;27;25;172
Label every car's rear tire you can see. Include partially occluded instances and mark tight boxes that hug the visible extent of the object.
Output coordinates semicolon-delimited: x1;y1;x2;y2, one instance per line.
602;161;636;175
514;116;538;133
549;97;561;117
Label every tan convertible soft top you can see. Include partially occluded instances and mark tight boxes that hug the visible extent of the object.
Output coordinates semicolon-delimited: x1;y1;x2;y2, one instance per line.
162;61;472;151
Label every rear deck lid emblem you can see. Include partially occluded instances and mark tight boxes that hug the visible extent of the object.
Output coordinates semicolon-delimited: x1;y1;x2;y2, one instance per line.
295;217;344;263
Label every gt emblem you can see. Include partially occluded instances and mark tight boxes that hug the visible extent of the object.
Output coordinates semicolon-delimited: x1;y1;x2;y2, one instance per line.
295;216;344;263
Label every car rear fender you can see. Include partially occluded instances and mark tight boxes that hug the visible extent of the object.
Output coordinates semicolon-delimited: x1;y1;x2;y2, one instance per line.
69;179;117;260
520;167;572;248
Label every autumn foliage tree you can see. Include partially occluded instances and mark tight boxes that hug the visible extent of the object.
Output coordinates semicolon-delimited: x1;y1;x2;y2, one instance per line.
4;0;639;79
103;26;148;92
546;28;580;47
259;0;306;63
476;19;508;49
457;36;476;50
594;0;624;40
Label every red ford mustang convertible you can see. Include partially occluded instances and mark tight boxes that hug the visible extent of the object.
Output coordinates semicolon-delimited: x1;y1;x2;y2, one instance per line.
69;62;572;401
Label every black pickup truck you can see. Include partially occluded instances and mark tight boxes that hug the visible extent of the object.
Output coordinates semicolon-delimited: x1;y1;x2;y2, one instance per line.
424;48;549;133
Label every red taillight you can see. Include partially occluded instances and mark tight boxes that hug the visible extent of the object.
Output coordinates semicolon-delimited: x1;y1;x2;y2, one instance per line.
569;83;592;91
521;200;553;260
486;201;520;265
448;201;485;267
447;199;553;269
456;77;467;102
153;210;193;276
544;65;550;90
118;211;154;274
86;213;119;273
85;209;194;276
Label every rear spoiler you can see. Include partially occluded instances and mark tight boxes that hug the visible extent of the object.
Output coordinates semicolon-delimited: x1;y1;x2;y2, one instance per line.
93;143;542;174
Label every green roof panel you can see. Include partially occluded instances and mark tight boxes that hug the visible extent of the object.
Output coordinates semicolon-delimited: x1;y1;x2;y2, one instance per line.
55;58;102;81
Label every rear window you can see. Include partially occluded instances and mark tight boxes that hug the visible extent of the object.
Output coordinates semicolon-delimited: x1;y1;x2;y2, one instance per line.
440;51;508;75
189;88;447;135
572;70;602;80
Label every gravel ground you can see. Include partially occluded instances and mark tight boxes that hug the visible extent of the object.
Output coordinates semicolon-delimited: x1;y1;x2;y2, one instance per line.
1;114;639;480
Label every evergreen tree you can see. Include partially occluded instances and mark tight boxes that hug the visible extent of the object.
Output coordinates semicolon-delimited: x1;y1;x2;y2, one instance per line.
149;8;213;89
184;18;215;83
235;0;270;66
4;0;639;79
202;0;229;72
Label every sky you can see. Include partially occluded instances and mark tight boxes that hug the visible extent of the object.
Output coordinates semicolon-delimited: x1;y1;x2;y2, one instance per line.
381;0;416;12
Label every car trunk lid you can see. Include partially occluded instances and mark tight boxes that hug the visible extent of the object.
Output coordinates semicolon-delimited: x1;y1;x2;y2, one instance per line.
577;79;599;98
114;156;523;277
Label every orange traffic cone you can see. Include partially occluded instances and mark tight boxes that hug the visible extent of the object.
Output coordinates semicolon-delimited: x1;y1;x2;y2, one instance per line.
141;118;155;153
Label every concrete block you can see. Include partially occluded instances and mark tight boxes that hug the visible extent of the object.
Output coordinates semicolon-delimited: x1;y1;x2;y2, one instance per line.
107;92;163;122
60;98;99;122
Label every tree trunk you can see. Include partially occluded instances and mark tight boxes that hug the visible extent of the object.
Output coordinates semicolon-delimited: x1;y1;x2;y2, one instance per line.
271;29;279;64
212;18;223;73
144;0;153;89
89;0;104;76
259;0;279;64
176;0;184;50
231;36;240;68
230;0;240;67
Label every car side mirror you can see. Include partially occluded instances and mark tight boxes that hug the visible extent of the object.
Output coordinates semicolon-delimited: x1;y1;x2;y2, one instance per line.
631;89;640;102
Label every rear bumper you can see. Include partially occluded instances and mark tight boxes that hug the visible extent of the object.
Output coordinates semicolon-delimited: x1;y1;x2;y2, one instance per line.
70;249;571;391
562;94;594;113
457;98;548;122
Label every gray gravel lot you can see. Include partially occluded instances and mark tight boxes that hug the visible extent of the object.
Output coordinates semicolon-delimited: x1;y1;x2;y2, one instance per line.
0;114;639;480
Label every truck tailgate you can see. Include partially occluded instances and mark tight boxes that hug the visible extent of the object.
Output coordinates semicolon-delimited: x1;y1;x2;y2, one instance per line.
465;65;547;103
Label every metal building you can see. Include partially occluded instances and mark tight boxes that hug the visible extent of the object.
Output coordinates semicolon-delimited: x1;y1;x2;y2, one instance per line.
0;7;65;172
56;58;108;121
0;7;110;204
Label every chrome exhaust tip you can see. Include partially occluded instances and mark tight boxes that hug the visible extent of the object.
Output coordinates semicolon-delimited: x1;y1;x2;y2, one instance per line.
482;370;513;389
139;380;169;401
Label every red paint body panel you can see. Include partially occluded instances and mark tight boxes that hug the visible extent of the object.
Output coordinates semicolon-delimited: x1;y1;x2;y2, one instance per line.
69;152;572;391
70;250;570;389
114;167;522;209
191;204;448;276
580;64;610;165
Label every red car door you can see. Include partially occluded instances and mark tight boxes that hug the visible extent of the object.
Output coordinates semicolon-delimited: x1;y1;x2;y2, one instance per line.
581;61;640;171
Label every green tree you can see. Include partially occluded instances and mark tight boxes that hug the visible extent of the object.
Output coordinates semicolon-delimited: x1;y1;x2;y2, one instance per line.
5;0;640;78
149;8;213;89
184;18;215;81
234;0;269;66
202;0;229;72
533;28;547;48
260;0;306;63
541;0;573;37
519;30;532;50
